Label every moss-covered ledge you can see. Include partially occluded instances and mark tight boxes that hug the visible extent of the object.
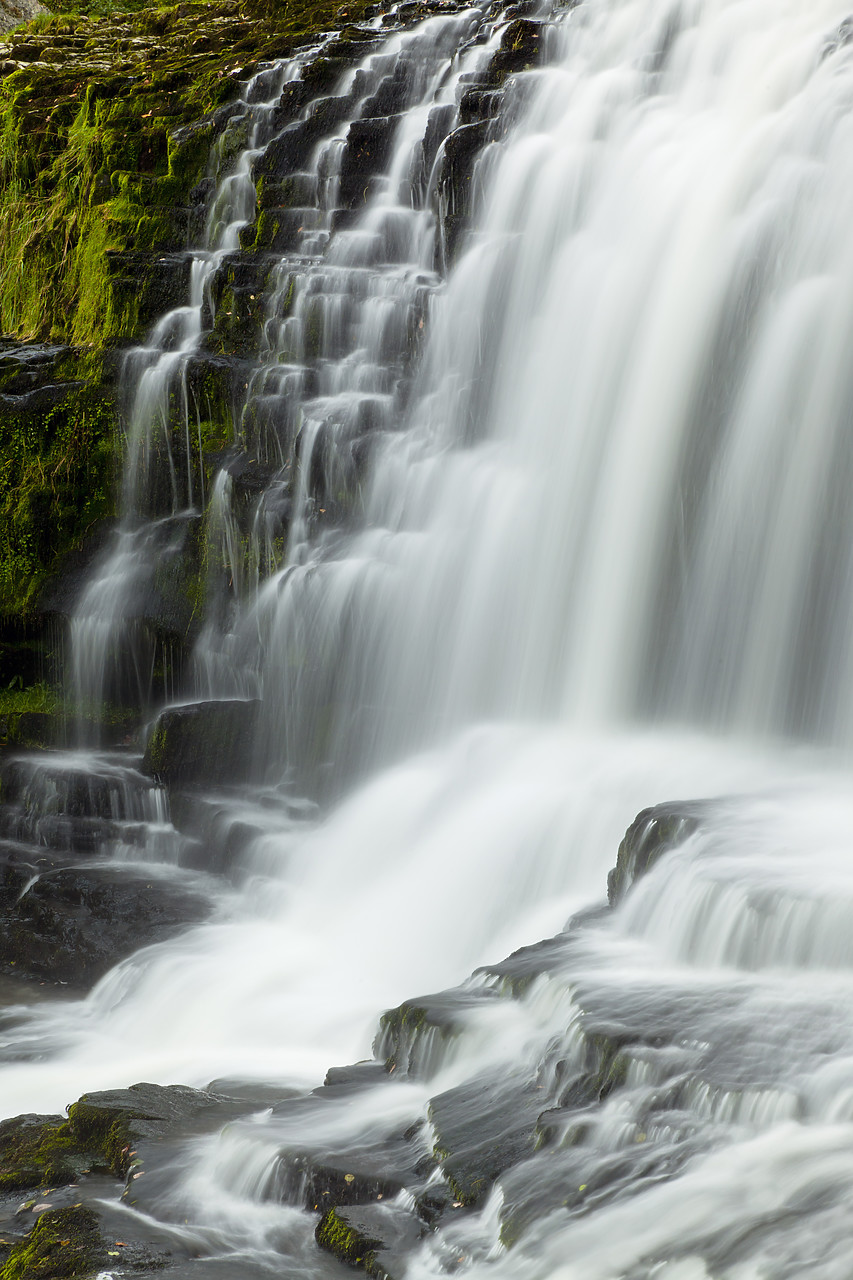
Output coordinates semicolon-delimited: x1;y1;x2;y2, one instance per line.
0;0;383;347
0;0;381;624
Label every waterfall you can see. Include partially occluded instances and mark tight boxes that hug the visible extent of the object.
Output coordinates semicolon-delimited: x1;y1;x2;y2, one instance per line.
7;0;853;1277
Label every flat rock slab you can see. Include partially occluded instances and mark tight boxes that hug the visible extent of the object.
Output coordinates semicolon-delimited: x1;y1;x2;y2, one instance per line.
0;860;210;990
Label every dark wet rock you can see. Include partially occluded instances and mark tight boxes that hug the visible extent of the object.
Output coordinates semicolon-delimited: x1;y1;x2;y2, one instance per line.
165;790;262;873
323;1061;391;1090
607;801;708;905
0;343;72;398
0;757;156;821
413;102;455;196
458;85;502;125
256;117;330;182
316;1202;424;1280
257;171;319;210
361;65;412;118
184;349;255;425
0;861;209;989
428;1069;541;1205
105;251;193;331
339;116;401;209
489;17;542;79
142;698;261;787
438;120;491;260
273;1106;430;1212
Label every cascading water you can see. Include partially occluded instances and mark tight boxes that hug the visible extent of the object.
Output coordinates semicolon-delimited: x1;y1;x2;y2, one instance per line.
6;0;853;1277
69;57;295;733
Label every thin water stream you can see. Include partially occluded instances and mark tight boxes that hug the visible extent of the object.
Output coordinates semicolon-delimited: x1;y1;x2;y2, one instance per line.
6;0;853;1276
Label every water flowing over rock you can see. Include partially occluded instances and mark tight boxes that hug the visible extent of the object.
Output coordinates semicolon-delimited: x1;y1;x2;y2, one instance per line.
5;0;853;1277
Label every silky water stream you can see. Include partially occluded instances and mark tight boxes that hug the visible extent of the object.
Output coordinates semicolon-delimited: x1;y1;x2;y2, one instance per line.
6;0;853;1276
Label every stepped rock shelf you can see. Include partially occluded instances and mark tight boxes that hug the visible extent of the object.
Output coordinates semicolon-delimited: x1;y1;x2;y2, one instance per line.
0;798;713;1278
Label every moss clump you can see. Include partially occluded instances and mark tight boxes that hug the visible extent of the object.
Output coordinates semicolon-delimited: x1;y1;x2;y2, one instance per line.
0;681;60;717
0;682;65;749
315;1207;382;1277
65;1097;143;1178
0;1115;93;1194
0;1206;104;1280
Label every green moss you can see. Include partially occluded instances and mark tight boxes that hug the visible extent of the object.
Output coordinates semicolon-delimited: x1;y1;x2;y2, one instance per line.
0;1116;91;1195
0;379;118;615
0;1207;104;1280
315;1208;380;1276
65;1098;142;1178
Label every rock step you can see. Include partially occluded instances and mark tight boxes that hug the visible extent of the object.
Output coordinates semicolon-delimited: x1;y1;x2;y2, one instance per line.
428;1069;542;1207
373;987;502;1079
0;754;164;822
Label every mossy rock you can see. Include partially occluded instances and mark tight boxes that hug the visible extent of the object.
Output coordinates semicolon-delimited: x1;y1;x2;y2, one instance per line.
316;1206;385;1277
0;1206;104;1280
67;1081;221;1178
316;1203;421;1280
373;988;492;1078
0;354;118;617
0;1115;93;1194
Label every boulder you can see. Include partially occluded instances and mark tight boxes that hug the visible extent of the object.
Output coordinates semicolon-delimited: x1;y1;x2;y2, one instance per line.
0;862;209;988
142;698;261;787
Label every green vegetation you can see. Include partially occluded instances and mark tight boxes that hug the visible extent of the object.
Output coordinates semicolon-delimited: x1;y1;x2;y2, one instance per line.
0;0;379;623
315;1207;384;1278
0;375;117;613
0;1206;104;1280
0;1114;92;1193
